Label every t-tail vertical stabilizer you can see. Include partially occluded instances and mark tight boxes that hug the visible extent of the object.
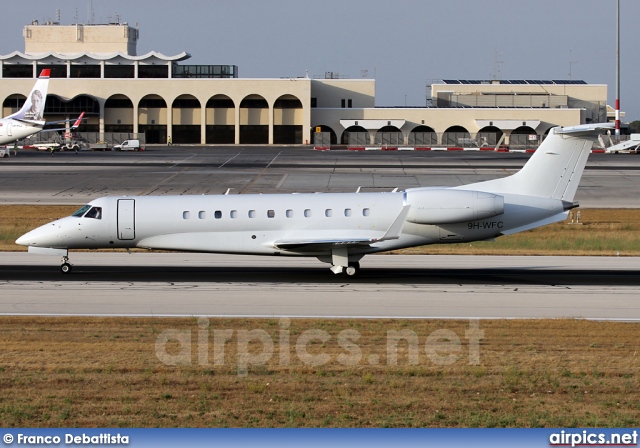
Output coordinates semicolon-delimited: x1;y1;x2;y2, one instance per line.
457;123;614;201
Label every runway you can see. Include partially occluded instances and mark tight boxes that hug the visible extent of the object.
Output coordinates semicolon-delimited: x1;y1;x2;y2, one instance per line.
1;252;638;320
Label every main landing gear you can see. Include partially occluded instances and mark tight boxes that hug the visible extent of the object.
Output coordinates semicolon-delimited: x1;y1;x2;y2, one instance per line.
60;256;72;274
330;262;360;276
329;247;361;276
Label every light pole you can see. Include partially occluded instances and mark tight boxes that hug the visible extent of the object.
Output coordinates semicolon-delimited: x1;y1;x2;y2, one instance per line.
615;0;620;138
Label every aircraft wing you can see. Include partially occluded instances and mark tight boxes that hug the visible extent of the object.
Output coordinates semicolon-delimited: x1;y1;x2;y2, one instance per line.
41;112;85;132
12;118;45;127
273;204;411;252
273;237;381;252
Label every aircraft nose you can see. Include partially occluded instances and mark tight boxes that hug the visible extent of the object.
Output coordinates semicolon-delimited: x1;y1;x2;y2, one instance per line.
15;234;29;246
16;222;61;247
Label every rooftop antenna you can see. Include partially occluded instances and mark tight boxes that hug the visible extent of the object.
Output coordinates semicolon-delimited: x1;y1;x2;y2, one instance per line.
568;50;578;80
361;69;368;78
56;9;61;23
491;50;503;81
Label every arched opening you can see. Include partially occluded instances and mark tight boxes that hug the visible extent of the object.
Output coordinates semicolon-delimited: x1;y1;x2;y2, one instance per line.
105;95;134;133
477;125;504;147
375;125;403;146
311;125;337;145
2;94;26;117
341;125;368;145
205;95;235;144
273;95;303;144
510;126;538;148
172;94;201;144
442;125;470;147
138;95;167;144
408;125;437;146
240;95;268;144
44;94;99;132
511;126;537;134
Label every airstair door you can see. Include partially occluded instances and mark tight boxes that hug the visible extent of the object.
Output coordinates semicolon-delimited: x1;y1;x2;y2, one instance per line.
117;199;135;240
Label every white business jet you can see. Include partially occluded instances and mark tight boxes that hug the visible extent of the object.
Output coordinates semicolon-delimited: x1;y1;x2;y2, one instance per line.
0;69;84;145
17;123;612;275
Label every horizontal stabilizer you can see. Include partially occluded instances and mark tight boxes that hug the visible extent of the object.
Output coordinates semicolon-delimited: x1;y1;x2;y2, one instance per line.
556;123;616;136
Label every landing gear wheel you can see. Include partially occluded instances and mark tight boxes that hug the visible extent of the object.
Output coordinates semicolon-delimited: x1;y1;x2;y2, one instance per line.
61;263;72;274
344;266;357;276
344;262;360;277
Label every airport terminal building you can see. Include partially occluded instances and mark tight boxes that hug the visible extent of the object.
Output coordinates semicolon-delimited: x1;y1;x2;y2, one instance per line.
0;21;610;147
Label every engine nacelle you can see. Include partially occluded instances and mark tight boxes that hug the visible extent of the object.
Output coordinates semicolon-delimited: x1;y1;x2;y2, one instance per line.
405;189;504;224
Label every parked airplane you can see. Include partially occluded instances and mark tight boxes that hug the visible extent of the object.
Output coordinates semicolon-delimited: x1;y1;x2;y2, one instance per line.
17;123;613;275
0;69;84;145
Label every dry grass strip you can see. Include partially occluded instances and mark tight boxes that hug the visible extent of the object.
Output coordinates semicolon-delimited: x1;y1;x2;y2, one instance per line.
1;317;639;427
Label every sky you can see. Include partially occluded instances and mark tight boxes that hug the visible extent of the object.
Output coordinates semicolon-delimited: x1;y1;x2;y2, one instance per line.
1;0;639;120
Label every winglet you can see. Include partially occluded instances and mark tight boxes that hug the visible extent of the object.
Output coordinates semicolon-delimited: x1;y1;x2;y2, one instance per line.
376;204;411;242
71;112;85;129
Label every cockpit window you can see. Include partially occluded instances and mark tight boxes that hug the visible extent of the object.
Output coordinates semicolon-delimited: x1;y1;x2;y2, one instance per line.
72;205;92;217
84;207;102;219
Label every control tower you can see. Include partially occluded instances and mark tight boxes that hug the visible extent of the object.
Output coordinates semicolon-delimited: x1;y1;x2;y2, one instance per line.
24;20;139;55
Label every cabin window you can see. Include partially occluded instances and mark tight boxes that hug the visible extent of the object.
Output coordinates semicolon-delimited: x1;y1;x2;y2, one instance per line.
344;208;352;217
286;209;293;218
304;209;312;218
267;210;275;218
325;209;333;217
230;210;238;219
248;210;256;218
183;211;190;219
363;208;370;217
215;210;222;219
199;211;206;219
